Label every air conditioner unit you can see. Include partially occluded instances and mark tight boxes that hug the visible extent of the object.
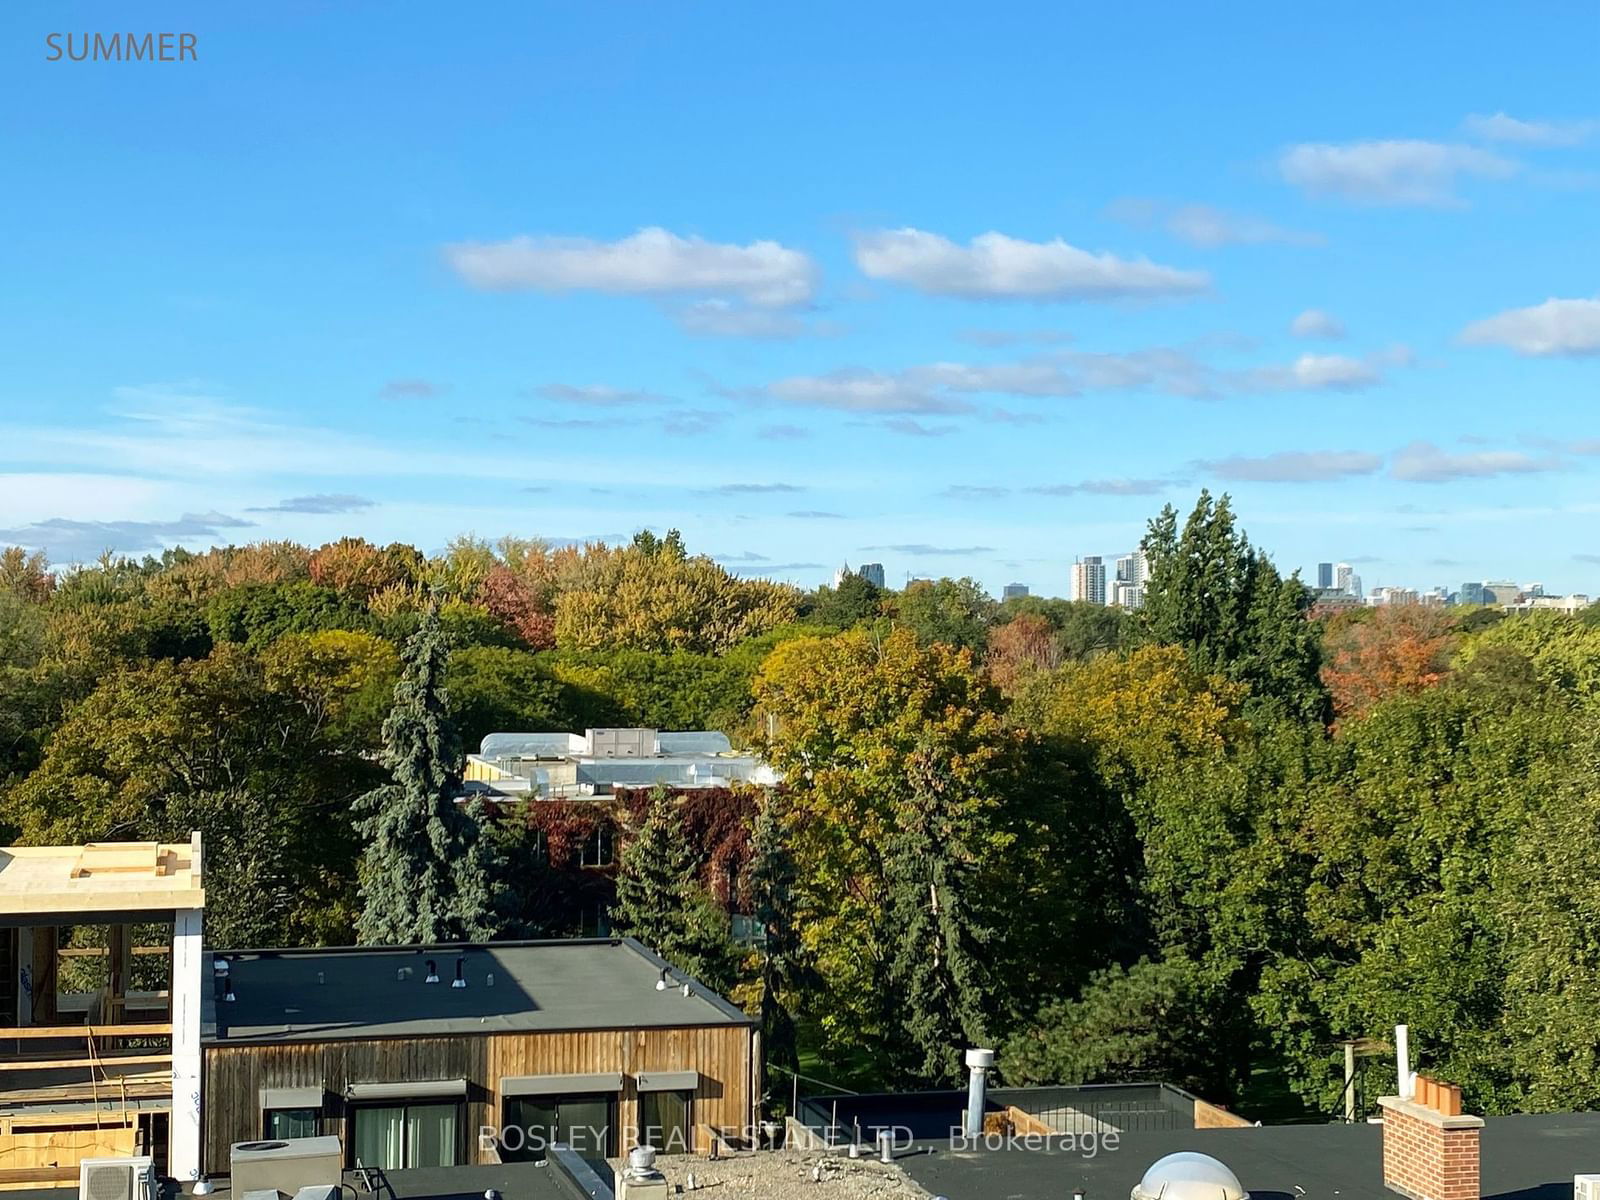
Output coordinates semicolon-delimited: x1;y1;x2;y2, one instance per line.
1574;1175;1600;1200
79;1156;156;1200
230;1136;343;1198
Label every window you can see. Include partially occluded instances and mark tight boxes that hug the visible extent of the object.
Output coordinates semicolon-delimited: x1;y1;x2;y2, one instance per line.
501;1094;615;1165
579;824;614;868
639;1090;693;1156
264;1107;319;1139
351;1102;460;1170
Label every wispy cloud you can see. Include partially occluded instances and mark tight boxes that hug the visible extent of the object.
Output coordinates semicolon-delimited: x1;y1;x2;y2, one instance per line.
246;493;377;515
1200;450;1384;482
1240;352;1382;391
1291;309;1346;339
672;299;839;339
1460;297;1600;357
535;384;671;407
760;342;1400;415
861;543;994;556
712;482;806;494
1279;139;1516;206
1390;440;1564;482
880;418;957;437
0;511;255;563
852;228;1208;300
1025;478;1171;496
1463;112;1598;147
942;485;1010;500
444;227;817;307
787;510;844;520
1108;198;1324;247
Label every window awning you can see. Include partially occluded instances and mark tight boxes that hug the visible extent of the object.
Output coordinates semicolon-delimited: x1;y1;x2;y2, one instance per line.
500;1072;623;1097
634;1071;699;1093
346;1079;467;1101
260;1086;325;1110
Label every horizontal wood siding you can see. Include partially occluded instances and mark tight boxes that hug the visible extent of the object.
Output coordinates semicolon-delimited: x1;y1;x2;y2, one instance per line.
202;1025;753;1171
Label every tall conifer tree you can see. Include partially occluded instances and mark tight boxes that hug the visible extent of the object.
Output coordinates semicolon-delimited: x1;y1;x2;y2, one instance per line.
356;600;499;943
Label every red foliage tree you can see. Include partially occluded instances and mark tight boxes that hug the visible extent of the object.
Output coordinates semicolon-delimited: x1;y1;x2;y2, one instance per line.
1321;604;1458;721
475;566;556;650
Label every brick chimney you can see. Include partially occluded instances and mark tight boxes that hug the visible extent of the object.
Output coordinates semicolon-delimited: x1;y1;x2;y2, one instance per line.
1379;1074;1483;1200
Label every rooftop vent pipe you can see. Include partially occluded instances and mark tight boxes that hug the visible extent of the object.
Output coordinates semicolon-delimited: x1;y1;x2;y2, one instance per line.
424;959;439;985
452;956;467;989
964;1048;995;1137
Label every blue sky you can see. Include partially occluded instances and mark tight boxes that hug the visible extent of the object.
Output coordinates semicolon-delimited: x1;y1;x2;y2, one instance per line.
2;1;1597;596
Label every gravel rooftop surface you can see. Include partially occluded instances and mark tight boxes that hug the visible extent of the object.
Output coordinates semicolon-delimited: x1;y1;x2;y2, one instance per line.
631;1150;933;1198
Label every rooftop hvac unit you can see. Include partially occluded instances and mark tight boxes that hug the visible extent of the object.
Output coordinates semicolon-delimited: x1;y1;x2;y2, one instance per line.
1575;1176;1600;1200
230;1136;343;1198
79;1157;156;1200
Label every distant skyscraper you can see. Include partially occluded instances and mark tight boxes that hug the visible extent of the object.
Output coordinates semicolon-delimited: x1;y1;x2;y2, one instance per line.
1335;563;1362;600
1111;551;1149;610
858;562;886;588
1072;556;1107;605
1003;582;1029;600
1483;580;1520;605
832;563;850;588
1459;581;1486;606
1317;562;1334;590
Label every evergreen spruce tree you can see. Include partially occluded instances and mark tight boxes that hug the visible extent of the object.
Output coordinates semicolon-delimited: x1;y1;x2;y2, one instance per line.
356;600;500;944
747;796;808;1074
1140;490;1327;723
886;739;998;1085
612;789;737;990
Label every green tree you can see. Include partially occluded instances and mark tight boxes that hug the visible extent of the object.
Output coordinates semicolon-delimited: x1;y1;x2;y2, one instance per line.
896;577;995;652
807;574;885;630
355;603;500;944
611;790;738;991
1001;956;1221;1093
1140;491;1327;723
747;796;809;1074
753;629;1023;1080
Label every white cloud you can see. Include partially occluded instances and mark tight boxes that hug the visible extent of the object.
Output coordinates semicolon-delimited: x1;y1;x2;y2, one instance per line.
1244;353;1381;391
536;384;670;407
1279;139;1516;206
766;370;971;415
1291;309;1346;339
246;494;376;514
851;228;1208;300
1463;112;1598;147
1201;450;1383;482
909;361;1078;398
762;341;1398;416
1390;441;1563;482
1459;297;1600;357
444;227;817;307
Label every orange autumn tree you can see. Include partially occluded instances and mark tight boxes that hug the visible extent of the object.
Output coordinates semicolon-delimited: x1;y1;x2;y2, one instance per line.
985;612;1062;694
1321;604;1457;721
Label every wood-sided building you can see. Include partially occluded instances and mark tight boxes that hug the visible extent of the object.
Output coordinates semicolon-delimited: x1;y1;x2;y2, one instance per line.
200;939;759;1174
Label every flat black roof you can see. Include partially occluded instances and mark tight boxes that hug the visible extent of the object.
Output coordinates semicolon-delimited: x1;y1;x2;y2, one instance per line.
900;1111;1600;1200
204;938;751;1044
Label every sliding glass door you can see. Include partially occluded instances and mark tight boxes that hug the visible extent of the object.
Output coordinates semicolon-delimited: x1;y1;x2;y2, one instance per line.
352;1102;460;1169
